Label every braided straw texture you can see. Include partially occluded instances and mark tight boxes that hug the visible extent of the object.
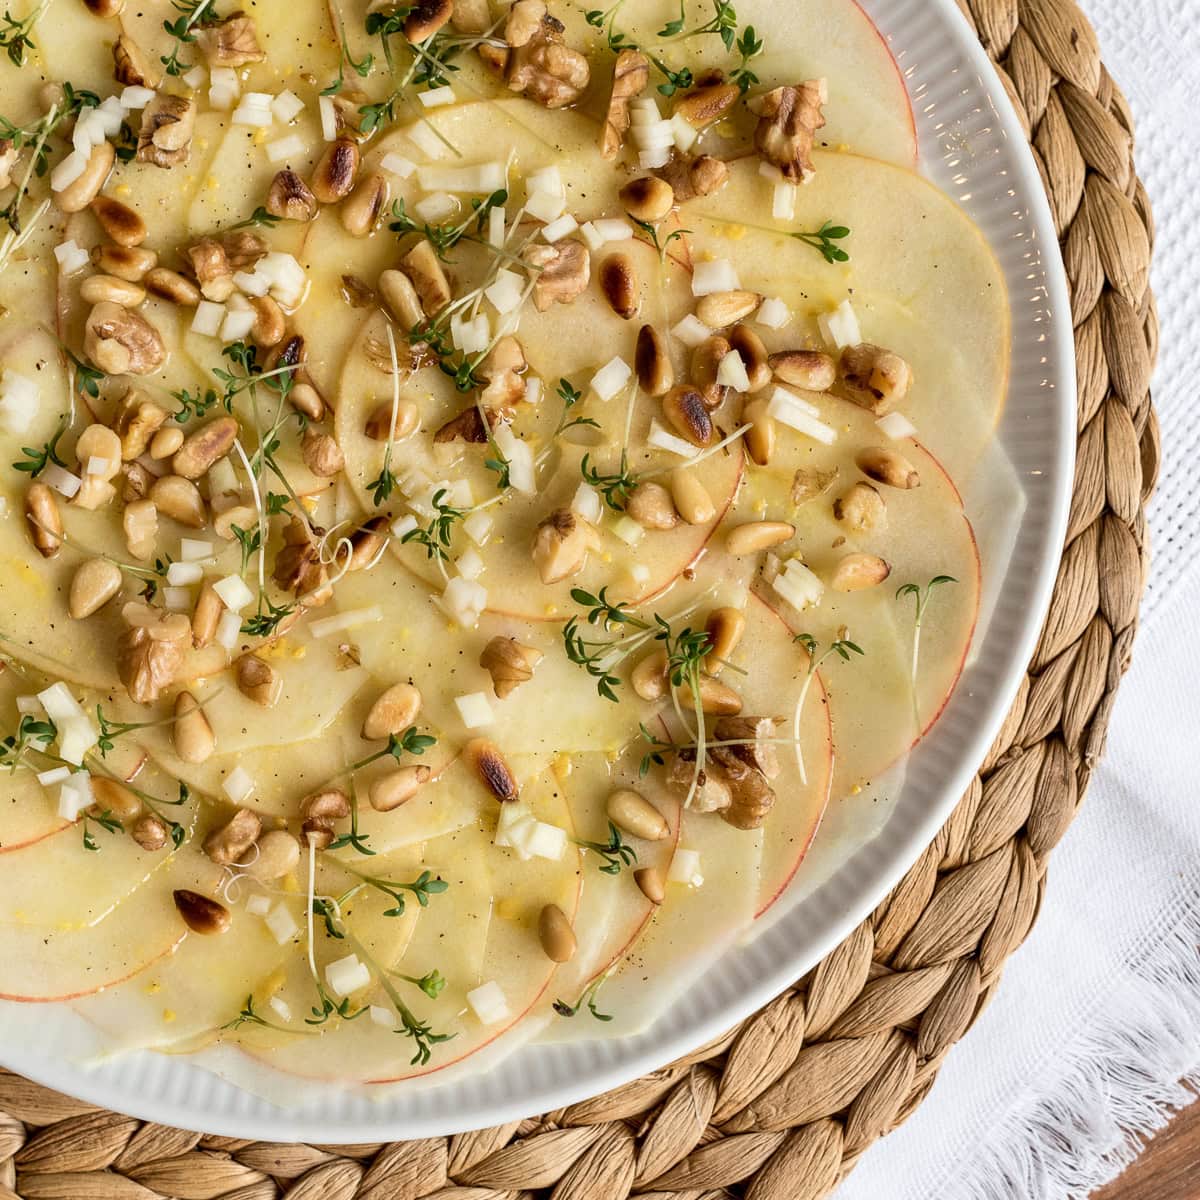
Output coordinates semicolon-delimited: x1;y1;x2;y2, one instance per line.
0;0;1160;1195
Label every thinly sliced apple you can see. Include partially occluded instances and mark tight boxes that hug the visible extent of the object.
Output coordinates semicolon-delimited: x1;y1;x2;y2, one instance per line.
687;152;1010;478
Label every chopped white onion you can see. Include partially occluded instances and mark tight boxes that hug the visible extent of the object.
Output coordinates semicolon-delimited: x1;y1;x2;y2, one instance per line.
450;312;491;355
0;369;39;433
670;113;698;151
647;419;700;458
309;606;384;637
526;820;567;861
180;537;214;562
36;766;70;787
438;577;487;628
492;424;535;494
42;463;81;499
246;894;272;916
772;180;797;221
57;773;94;822
265;133;305;164
456;545;484;580
85;456;110;477
454;691;494;729
467;980;510;1026
390;513;418;540
270;89;305;123
525;188;566;223
415;191;459;223
215;609;242;652
541;213;578;243
628;562;651;586
325;953;371;998
163;586;192;612
418;160;506;193
768;385;819;417
448;478;473;508
484;267;526;315
180;66;206;92
318;95;338;141
191;300;226;337
758;160;785;183
635;122;676;150
220;308;257;341
222;765;255;804
232;103;273;128
50;150;87;192
369;1004;392;1027
488;203;506;248
717;350;751;393
668;847;704;886
15;695;41;714
756;296;790;330
876;411;918;441
265;903;300;944
592;217;635;243
523;376;542;405
571;482;603;525
462;510;493;546
167;561;204;587
772;558;824;612
208;83;238;111
579;220;605;252
638;147;671;170
671;314;713;348
243;91;273;107
590;356;632;402
53;239;89;275
405;119;446;159
612;515;644;546
419;84;456;108
817;298;861;349
692;258;740;296
213;574;255;612
380;151;417;179
526;165;563;196
767;391;837;444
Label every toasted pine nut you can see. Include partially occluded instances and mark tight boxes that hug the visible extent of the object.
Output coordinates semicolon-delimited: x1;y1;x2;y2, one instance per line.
742;397;775;466
240;830;301;881
69;557;123;619
538;903;577;962
122;498;157;560
143;266;201;305
365;398;420;442
92;244;157;282
662;386;713;446
90;777;142;821
378;268;425;329
599;252;641;320
834;482;887;532
728;324;771;392
856;446;920;489
174;691;216;763
830;552;891;592
626;481;678;530
635;324;674;396
25;483;62;558
769;349;836;391
607;789;669;841
695;290;761;329
203;808;261;865
341;171;390;236
619;175;674;223
669;467;714;525
57;141;115;213
631;648;669;700
674;675;742;716
635;864;666;905
192;581;223;649
690;335;730;408
311;137;360;204
149;426;184;460
172;416;239;480
80;273;145;307
726;520;794;556
362;682;422;740
173;889;231;934
703;607;745;676
464;737;518;802
150;474;206;527
90;194;146;245
249;295;286;346
289;382;325;422
369;764;432;812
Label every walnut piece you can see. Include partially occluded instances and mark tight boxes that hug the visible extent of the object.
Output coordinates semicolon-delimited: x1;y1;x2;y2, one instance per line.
433;407;488;443
666;751;732;814
749;80;827;181
504;4;590;108
480;636;544;698
265;169;318;222
183;237;234;301
84;302;166;376
713;716;780;780
532;508;595;584
136;93;196;168
478;336;528;412
273;516;330;600
194;13;265;67
710;747;776;829
655;152;730;202
839;343;913;415
523;240;590;312
601;49;649;159
118;602;190;704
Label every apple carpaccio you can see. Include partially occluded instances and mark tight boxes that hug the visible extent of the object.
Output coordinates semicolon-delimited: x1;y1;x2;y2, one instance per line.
0;0;1007;1096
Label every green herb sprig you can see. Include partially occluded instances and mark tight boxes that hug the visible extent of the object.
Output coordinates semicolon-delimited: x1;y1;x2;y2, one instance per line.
553;972;613;1021
400;489;468;562
12;416;66;477
0;1;47;68
82;808;122;852
160;0;220;77
790;221;851;264
896;575;957;724
388;189;508;262
573;822;637;875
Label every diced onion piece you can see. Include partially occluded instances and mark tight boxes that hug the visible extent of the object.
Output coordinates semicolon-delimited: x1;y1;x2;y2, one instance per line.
50;150;87;192
369;1004;392;1027
213;573;255;612
438;578;487;628
541;213;578;243
85;456;110;476
419;84;456;108
414;191;458;223
246;894;271;916
463;510;493;546
647;419;700;458
405;119;446;159
692;258;740;296
57;774;94;821
571;482;603;525
488;203;506;248
772;180;797;221
231;268;270;297
163;587;191;612
270;89;305;123
756;296;790;330
717;350;751;393
417;160;505;193
590;356;632;402
454;691;494;728
209;83;238;110
42;463;81;499
166;561;204;586
325;953;370;998
668;847;704;885
772;558;824;612
390;513;418;540
767;391;837;444
524;376;542;405
58;718;97;767
265;903;299;944
222;765;255;804
243;91;273;107
670;112;698;151
768;384;819;417
526;165;563;196
310;606;384;637
179;66;206;91
525;188;566;223
121;85;157;110
817;298;861;349
72;111;104;155
191;300;226;337
36;766;71;787
269;996;292;1022
15;695;41;714
318;95;338;141
579;220;605;252
38;682;86;725
215;610;242;652
495;801;535;855
232;103;273;128
210;66;239;90
450;312;490;355
592;217;634;243
220;308;257;341
526;821;567;861
484;267;525;315
265;133;305;164
492;424;535;494
448;477;473;509
457;545;484;580
53;239;89;275
0;369;39;433
638;147;671;169
180;537;214;562
671;313;712;348
635;121;676;150
628;562;651;586
612;515;644;546
876;411;918;441
467;980;510;1026
380;151;416;178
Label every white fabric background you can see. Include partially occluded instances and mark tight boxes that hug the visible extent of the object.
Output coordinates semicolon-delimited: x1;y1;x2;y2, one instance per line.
838;2;1200;1197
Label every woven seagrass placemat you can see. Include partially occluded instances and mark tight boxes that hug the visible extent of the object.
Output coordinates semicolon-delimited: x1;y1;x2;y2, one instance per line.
0;0;1160;1195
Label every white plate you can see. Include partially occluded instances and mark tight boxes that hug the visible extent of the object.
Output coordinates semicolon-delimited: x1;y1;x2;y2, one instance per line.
1;0;1075;1139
